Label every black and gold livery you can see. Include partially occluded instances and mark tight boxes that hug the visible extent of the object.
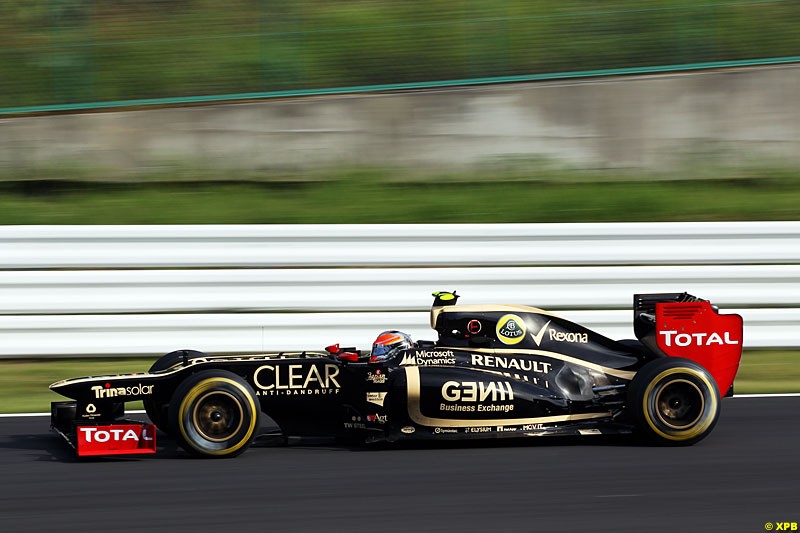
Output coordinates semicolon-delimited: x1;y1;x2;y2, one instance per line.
50;291;738;457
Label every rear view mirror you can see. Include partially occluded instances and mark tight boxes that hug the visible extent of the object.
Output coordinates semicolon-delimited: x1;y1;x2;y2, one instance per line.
337;352;359;363
326;343;360;363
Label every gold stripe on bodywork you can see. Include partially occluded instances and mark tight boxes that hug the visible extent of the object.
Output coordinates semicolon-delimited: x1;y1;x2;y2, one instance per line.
431;304;559;329
49;352;331;388
438;346;637;380
404;366;611;428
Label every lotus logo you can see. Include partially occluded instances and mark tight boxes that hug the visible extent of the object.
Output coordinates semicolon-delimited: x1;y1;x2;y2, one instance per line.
496;314;527;345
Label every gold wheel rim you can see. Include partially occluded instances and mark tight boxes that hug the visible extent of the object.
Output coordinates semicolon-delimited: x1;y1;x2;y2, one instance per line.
654;378;705;430
178;377;258;455
192;390;244;442
642;367;718;441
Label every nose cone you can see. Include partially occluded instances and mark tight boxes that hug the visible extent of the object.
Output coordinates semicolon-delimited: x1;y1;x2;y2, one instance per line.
49;377;82;399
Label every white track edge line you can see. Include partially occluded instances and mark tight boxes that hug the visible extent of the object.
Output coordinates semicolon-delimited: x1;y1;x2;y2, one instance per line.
730;393;800;398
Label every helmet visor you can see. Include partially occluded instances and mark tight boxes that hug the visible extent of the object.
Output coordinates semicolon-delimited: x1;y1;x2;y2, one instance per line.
371;343;393;359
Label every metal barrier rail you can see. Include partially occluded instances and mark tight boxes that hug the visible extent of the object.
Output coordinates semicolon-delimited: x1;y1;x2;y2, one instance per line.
0;223;797;356
0;309;794;358
2;222;800;268
0;265;798;314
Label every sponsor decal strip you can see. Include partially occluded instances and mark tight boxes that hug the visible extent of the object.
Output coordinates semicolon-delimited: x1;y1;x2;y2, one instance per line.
77;424;157;456
253;363;341;395
659;330;739;346
404;366;611;428
400;350;457;366
92;383;153;399
5;394;799;419
439;346;637;380
366;392;388;406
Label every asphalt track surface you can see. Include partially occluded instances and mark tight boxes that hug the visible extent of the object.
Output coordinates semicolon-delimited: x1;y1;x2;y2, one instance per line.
1;398;798;533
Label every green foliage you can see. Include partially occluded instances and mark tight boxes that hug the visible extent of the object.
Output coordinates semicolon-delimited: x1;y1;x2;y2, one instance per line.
0;0;797;108
1;167;800;223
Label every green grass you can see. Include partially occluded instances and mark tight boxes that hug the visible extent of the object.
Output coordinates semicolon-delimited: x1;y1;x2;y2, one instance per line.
2;0;799;109
1;351;796;414
2;170;800;223
1;358;152;414
735;351;800;394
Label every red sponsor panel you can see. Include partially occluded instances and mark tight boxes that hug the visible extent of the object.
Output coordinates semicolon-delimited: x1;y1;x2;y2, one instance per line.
76;423;157;457
655;301;743;395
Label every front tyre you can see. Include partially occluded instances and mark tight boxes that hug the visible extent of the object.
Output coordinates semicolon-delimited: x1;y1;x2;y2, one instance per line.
168;370;260;458
144;350;208;435
629;357;720;446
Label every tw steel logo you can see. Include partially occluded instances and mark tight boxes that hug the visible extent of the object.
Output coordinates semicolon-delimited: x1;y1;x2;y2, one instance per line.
659;330;740;347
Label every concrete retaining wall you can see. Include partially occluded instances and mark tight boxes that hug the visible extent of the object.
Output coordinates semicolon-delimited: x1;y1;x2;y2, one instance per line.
1;64;798;174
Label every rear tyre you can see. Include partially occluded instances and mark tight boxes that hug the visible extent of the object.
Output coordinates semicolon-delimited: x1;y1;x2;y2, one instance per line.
168;370;260;458
143;350;207;435
629;357;720;446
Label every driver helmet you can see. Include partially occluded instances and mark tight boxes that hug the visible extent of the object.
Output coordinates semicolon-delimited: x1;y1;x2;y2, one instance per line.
371;330;414;361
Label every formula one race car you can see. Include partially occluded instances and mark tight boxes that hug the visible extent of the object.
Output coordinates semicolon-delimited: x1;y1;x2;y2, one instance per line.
50;292;743;458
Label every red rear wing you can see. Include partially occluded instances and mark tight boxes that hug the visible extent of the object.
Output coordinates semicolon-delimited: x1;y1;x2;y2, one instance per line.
655;301;743;395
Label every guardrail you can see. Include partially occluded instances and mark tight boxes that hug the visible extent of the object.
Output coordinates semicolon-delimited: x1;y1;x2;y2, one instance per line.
0;223;798;357
3;223;800;268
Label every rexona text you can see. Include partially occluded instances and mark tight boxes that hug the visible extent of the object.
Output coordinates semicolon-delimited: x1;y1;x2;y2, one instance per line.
549;330;588;343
